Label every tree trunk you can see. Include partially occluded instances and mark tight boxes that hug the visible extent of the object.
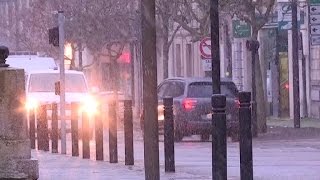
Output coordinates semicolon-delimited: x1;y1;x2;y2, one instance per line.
252;31;267;133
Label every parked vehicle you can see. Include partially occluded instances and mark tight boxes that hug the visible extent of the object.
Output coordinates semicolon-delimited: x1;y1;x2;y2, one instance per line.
25;69;99;114
140;77;239;142
24;69;98;137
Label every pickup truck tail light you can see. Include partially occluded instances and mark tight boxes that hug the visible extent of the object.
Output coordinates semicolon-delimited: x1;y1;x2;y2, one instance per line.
182;98;197;111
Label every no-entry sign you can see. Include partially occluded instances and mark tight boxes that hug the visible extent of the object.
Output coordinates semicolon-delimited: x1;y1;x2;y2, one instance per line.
200;37;211;58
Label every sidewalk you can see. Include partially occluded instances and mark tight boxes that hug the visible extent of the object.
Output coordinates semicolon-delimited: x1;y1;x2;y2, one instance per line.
267;117;320;128
33;133;320;180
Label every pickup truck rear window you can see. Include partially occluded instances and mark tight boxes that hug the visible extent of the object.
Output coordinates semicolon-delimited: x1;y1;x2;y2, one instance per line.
187;82;238;98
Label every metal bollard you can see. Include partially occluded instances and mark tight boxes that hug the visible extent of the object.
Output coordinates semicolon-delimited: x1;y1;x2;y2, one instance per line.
163;97;175;172
29;109;36;149
239;92;253;180
212;94;227;180
82;112;90;159
124;100;134;165
95;106;104;161
71;103;79;156
37;105;48;151
109;100;118;163
51;103;59;153
36;108;42;150
43;105;49;151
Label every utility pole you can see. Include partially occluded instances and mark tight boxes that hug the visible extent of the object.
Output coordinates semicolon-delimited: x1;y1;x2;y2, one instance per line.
58;11;67;154
211;0;228;180
79;0;83;69
211;0;220;94
292;0;301;128
141;0;160;179
246;39;259;137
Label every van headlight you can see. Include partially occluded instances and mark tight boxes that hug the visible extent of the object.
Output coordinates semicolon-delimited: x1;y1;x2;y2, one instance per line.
25;98;39;111
80;95;99;116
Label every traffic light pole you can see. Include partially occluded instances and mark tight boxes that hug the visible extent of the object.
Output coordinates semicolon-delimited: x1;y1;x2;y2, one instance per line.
292;0;301;128
58;11;67;154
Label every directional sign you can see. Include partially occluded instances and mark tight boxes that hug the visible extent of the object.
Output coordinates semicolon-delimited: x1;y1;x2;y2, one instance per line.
311;14;320;24
278;2;301;30
311;35;320;45
232;20;251;38
311;0;320;5
311;25;320;35
310;6;320;14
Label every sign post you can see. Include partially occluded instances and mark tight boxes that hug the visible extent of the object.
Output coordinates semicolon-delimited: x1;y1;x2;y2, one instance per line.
58;11;67;154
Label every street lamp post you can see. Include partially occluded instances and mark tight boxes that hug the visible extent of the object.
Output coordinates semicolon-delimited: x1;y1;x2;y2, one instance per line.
246;39;259;137
211;0;227;180
58;11;67;154
292;0;301;128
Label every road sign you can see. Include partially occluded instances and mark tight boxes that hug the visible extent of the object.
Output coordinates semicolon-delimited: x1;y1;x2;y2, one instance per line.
311;14;320;24
311;0;320;4
311;25;320;35
309;1;320;46
278;2;301;30
201;58;211;71
310;6;320;14
311;35;320;45
199;37;211;58
232;20;251;38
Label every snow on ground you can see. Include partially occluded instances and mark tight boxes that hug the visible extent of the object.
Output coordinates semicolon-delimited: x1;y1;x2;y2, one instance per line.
32;128;320;180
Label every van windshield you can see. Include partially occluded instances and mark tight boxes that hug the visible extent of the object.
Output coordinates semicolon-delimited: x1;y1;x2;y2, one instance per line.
29;73;87;93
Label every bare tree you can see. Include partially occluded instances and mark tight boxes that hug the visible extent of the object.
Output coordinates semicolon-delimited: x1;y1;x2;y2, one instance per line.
230;0;276;133
0;0;139;69
173;0;276;133
156;0;181;79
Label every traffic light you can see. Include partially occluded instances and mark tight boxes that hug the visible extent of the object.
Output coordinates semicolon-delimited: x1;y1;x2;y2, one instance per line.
49;27;59;47
118;52;131;64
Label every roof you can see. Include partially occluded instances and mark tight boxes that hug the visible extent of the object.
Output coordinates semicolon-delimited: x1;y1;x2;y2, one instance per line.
6;55;57;72
28;69;85;75
165;77;234;83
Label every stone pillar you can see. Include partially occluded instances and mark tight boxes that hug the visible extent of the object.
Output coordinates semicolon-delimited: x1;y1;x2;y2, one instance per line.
0;68;38;179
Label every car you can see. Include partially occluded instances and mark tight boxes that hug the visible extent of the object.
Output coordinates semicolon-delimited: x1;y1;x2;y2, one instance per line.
140;77;239;142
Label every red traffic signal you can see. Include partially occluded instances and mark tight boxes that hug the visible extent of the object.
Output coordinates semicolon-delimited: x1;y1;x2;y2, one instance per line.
118;52;131;63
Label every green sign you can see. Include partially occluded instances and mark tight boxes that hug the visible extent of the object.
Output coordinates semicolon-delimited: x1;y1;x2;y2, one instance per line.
232;20;251;38
311;0;320;4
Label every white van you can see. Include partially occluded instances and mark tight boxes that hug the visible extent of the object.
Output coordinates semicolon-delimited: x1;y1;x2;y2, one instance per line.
25;69;98;116
25;69;98;134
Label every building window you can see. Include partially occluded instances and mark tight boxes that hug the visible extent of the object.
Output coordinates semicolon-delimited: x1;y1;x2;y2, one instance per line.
176;44;181;76
186;43;193;77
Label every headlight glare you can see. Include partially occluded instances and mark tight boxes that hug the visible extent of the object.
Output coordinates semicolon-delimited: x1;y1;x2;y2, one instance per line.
81;95;99;115
25;98;39;110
